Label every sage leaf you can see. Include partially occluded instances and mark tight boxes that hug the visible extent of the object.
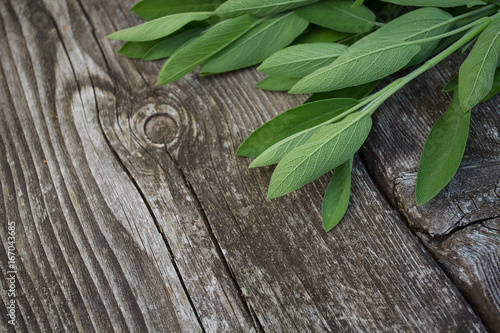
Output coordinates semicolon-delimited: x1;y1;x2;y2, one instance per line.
249;124;324;168
201;12;308;74
130;0;224;21
295;0;377;33
258;42;348;78
397;9;455;66
443;66;500;97
255;76;300;91
238;98;358;157
459;13;500;111
416;92;470;205
457;39;476;56
267;112;371;198
290;38;421;93
480;65;500;102
293;26;351;44
157;15;259;85
305;80;380;103
322;158;352;231
107;12;212;41
118;39;166;59
380;0;484;6
338;31;371;46
466;1;488;7
215;0;319;19
142;27;206;60
354;7;454;65
443;75;458;92
291;7;455;93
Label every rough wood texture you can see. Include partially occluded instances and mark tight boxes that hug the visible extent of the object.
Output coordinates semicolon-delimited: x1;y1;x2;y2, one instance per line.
0;0;496;331
0;0;257;331
359;56;500;331
0;1;202;331
418;218;500;332
360;58;500;235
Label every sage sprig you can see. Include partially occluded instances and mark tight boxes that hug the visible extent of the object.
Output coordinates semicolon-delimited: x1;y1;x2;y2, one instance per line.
110;0;500;231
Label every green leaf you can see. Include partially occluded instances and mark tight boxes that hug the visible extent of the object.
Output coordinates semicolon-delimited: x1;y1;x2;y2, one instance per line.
295;0;377;34
142;27;205;60
363;7;454;65
118;39;166;59
267;112;371;198
157;15;259;85
108;12;212;42
416;92;470;205
201;12;308;74
443;65;500;97
130;0;224;21
249;124;325;168
238;98;358;158
468;1;488;6
457;39;476;56
322;158;352;231
258;42;348;78
459;13;500;111
480;65;500;102
215;0;319;19
305;79;380;103
339;31;371;46
291;7;455;93
442;75;458;92
290;38;421;93
380;0;483;6
255;76;300;91
293;26;351;44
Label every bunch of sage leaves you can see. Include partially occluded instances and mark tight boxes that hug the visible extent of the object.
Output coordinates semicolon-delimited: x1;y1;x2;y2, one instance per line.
109;0;500;231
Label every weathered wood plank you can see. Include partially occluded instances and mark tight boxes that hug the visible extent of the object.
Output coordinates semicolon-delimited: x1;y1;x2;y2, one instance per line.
359;55;500;330
153;66;485;330
0;0;493;331
360;57;499;236
0;0;260;331
89;2;487;323
0;0;212;331
417;218;500;332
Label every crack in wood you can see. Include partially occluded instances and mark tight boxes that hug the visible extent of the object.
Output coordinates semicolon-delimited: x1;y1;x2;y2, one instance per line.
3;0;496;331
162;147;265;332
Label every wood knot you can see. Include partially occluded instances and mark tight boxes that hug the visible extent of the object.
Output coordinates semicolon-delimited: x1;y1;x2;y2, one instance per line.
131;102;181;148
144;114;178;145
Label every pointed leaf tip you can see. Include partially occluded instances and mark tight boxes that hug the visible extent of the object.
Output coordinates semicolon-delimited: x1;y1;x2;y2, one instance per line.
415;92;470;205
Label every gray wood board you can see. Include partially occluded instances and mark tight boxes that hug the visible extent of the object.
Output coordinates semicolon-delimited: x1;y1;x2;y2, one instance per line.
360;56;499;236
0;0;254;331
359;56;500;331
101;0;484;330
418;218;500;332
0;0;492;331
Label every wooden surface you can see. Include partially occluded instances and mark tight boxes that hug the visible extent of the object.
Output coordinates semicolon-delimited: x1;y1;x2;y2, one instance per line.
0;0;498;332
417;218;500;333
359;56;500;331
361;58;500;236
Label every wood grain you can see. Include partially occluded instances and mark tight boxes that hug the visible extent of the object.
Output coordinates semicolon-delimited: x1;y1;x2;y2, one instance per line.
0;0;252;331
102;14;487;328
151;64;484;330
48;0;259;330
360;57;500;236
418;218;500;332
358;55;500;331
0;0;495;331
